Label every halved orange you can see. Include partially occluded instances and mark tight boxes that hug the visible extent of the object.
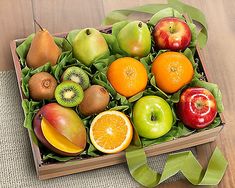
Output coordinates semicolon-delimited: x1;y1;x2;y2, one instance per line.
90;111;133;154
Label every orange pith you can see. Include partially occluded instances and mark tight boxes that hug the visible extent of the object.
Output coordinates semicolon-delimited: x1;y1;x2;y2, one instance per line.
107;57;148;97
90;111;133;154
151;52;194;93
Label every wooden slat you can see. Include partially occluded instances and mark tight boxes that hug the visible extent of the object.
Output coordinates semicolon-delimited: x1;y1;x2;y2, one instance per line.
35;126;220;180
0;0;34;70
32;0;105;33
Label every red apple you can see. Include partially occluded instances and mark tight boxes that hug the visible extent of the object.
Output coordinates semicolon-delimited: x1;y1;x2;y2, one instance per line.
153;17;191;51
177;87;217;129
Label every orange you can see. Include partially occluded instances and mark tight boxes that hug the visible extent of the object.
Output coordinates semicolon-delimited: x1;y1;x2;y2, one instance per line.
90;111;133;154
151;52;193;93
107;57;148;97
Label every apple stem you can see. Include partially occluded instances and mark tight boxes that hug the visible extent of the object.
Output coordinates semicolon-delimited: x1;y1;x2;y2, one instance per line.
138;22;142;28
169;26;173;33
86;29;91;35
151;112;157;121
34;19;44;31
195;100;204;109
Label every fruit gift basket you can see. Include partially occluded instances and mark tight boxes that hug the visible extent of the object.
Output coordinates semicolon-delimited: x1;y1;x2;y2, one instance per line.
10;0;226;185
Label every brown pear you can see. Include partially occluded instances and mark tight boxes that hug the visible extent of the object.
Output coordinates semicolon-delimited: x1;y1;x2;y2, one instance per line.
26;20;61;69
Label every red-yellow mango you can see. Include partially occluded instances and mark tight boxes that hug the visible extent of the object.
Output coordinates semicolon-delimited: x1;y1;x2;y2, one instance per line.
33;103;86;156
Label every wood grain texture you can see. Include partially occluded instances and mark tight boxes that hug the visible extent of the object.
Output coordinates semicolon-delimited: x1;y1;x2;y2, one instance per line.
32;0;105;33
0;0;235;187
0;0;34;70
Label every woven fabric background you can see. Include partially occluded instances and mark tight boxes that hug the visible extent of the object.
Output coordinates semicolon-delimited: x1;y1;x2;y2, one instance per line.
0;70;191;188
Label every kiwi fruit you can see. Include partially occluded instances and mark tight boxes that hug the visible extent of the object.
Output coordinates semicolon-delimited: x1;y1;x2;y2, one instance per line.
28;72;57;101
61;66;90;90
55;81;84;107
79;85;110;116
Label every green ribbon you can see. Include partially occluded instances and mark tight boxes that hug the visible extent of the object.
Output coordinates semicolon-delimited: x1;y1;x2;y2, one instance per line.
126;147;228;187
102;0;208;48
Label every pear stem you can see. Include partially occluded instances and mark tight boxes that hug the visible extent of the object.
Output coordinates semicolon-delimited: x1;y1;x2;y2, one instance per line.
34;19;44;31
138;22;143;28
86;29;91;35
64;36;72;46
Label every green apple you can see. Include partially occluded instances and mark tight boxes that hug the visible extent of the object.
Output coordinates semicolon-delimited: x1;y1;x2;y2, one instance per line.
117;21;151;58
73;28;110;66
133;96;173;139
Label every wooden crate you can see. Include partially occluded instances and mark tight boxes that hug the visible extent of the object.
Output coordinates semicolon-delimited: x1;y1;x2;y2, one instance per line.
10;27;225;180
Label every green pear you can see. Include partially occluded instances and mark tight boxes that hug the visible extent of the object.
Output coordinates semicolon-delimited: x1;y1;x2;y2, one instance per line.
73;28;110;66
26;21;61;69
117;21;151;58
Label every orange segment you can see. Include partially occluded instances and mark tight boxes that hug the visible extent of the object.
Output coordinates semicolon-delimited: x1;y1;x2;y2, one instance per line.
90;111;133;154
41;118;83;154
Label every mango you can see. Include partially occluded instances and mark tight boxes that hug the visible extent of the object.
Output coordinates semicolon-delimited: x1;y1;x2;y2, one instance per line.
33;103;86;156
117;21;151;58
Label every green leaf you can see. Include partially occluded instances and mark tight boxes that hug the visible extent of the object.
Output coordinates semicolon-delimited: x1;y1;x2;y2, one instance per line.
129;124;142;149
16;34;35;67
112;20;129;37
188;23;197;48
198;27;207;49
22;99;40;130
102;11;129;25
102;32;127;56
150;75;169;99
67;29;80;44
183;48;202;79
87;144;99;157
109;105;129;111
140;56;151;73
43;153;75;162
141;135;174;147
141;122;194;147
197;117;222;132
128;92;144;103
22;99;40;145
92;72;117;97
126;147;227;187
149;7;184;25
103;4;178;25
115;93;129;105
190;78;224;113
170;87;184;103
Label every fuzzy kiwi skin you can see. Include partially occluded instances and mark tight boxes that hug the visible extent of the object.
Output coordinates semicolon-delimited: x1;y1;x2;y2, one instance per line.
28;72;57;101
79;85;110;116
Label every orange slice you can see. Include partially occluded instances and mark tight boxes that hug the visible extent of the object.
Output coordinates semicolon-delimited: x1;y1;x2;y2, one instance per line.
90;111;133;154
